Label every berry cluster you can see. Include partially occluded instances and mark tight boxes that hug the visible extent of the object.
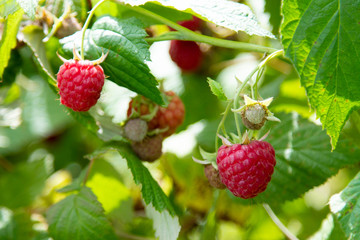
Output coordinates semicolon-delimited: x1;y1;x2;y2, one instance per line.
125;91;185;162
169;17;203;72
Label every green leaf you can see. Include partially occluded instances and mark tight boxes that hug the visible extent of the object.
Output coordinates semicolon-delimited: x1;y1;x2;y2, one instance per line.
281;0;360;149
123;0;275;38
47;187;117;240
115;143;176;215
67;110;99;134
0;208;34;240
16;0;39;19
0;158;50;209
86;159;132;214
60;16;163;105
145;203;180;240
0;9;23;79
240;112;360;204
330;171;360;240
309;214;346;240
0;0;20;17
21;25;57;91
207;78;228;101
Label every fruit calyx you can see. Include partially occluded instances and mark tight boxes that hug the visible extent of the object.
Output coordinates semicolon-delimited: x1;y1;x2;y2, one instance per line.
233;95;280;130
57;47;108;66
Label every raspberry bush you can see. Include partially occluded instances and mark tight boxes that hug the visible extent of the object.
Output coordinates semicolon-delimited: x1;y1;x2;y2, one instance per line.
1;0;360;240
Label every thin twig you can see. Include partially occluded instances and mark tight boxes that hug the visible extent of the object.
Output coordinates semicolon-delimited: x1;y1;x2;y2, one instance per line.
262;203;299;240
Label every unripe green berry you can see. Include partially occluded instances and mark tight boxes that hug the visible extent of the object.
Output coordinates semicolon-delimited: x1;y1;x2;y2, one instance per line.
241;104;267;130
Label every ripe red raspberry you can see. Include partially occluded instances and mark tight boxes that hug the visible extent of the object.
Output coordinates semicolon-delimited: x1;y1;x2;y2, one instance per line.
169;40;202;72
131;135;163;162
127;91;185;137
216;140;276;199
57;59;105;111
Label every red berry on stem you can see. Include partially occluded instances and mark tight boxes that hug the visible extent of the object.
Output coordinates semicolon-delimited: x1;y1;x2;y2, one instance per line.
216;140;276;199
169;40;202;72
169;16;202;31
57;59;105;112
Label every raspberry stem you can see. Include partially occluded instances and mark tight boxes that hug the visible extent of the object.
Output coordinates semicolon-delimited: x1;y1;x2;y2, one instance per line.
80;0;108;60
232;50;284;137
263;204;299;240
215;50;284;150
121;2;279;53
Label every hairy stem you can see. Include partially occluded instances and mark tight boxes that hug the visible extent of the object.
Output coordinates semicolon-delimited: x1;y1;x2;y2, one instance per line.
263;204;299;240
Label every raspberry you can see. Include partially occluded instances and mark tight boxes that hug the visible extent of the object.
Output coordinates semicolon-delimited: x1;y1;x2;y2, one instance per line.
124;118;148;142
131;135;163;162
169;16;202;31
57;59;105;111
169;40;202;72
168;16;203;72
216;140;276;199
127;91;185;137
204;165;226;189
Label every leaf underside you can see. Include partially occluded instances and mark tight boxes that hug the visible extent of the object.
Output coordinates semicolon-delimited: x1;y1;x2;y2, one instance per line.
122;0;275;38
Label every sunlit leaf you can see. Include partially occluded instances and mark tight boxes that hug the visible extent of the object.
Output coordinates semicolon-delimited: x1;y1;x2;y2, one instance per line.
207;78;228;101
281;0;360;149
0;9;23;79
47;187;117;240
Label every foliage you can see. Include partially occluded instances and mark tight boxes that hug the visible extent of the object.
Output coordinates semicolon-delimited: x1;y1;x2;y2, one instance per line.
0;0;360;239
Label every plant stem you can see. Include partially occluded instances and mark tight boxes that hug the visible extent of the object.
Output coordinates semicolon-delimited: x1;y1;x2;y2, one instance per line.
216;101;234;150
80;0;108;60
263;204;299;240
233;49;284;109
232;49;284;141
123;3;279;53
